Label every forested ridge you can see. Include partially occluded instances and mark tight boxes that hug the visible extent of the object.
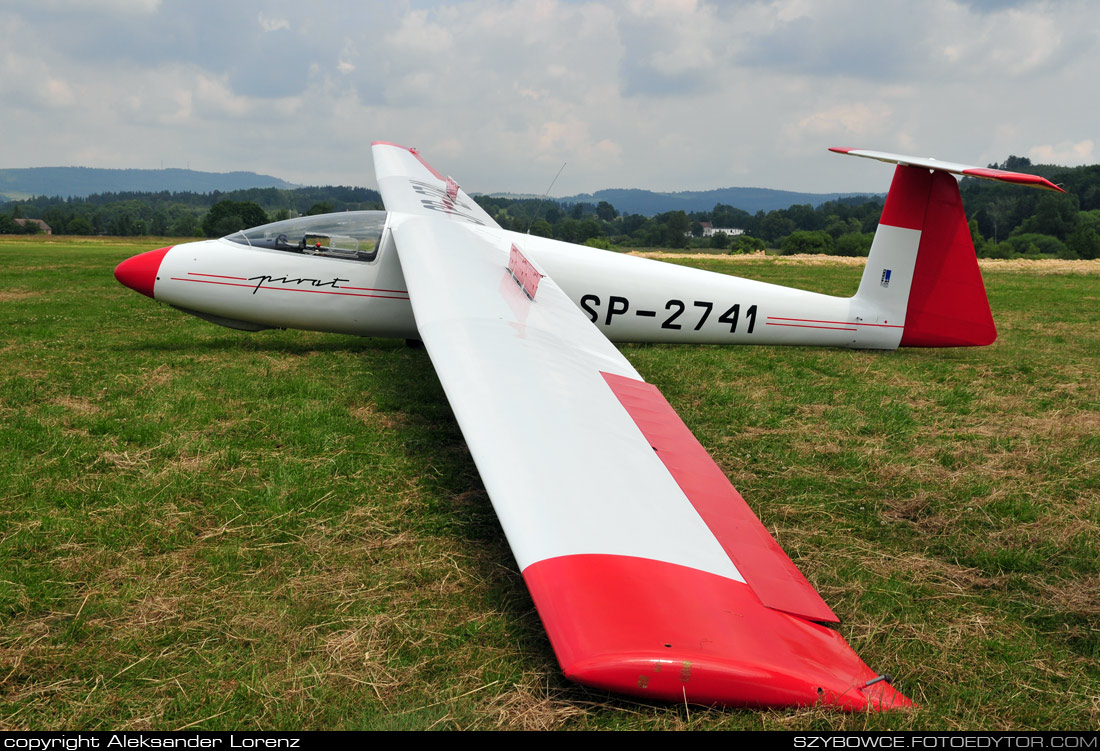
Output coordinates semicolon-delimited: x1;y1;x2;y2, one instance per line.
0;166;294;199
1;186;383;238
3;156;1096;259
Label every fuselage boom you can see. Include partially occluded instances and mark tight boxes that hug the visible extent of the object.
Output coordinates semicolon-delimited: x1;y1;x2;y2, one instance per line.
138;212;901;350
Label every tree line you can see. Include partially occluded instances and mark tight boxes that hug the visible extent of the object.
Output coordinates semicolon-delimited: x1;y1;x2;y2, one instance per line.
0;186;382;238
474;157;1100;259
3;156;1098;259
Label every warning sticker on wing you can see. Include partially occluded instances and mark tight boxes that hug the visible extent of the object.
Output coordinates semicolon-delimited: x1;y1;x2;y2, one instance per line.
508;244;544;300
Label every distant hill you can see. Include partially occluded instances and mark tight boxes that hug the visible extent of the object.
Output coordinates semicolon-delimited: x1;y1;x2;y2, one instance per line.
552;187;882;216
0;167;297;201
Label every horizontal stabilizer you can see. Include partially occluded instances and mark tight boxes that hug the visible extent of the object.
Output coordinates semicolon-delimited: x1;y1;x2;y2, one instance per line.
830;147;1065;192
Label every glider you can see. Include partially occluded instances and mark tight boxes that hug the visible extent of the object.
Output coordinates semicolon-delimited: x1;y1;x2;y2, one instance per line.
113;144;1061;710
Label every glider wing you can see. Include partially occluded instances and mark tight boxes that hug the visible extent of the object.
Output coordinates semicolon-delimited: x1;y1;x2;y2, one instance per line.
372;141;501;227
374;141;912;709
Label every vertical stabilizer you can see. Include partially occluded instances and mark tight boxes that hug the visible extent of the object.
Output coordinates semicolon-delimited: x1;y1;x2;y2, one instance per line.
853;164;995;348
899;170;996;347
836;147;1062;349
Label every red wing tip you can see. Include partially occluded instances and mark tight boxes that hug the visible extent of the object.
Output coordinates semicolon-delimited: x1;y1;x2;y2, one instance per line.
961;167;1065;192
862;680;917;711
565;655;915;711
829;147;855;154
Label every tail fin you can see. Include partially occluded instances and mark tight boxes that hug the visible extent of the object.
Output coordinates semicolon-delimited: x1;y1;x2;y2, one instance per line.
836;148;1064;348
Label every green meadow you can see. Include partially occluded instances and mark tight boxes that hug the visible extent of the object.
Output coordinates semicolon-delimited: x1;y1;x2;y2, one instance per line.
1;236;1097;730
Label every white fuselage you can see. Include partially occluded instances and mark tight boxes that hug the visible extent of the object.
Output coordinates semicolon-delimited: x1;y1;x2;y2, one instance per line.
151;214;904;349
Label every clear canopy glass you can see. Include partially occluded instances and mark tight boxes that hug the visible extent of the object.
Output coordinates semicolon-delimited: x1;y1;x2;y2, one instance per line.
225;211;388;262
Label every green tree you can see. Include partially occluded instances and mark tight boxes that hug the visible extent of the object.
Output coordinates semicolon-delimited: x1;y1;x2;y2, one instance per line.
709;231;730;250
579;218;602;242
67;215;94;235
969;219;990;257
731;235;766;254
785;203;821;231
996;155;1032;171
621;214;646;235
780;230;833;255
758;213;795;244
110;211;135;236
1067;225;1100;259
1002;233;1067;257
583;236;612;250
554;218;581;243
529;219;552;238
169;212;200;237
596;201;618;221
1015;193;1080;240
664;211;690;249
825;216;862;239
203;201;268;237
835;232;873;257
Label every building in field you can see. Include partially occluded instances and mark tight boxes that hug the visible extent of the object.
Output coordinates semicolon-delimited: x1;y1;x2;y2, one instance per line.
14;218;52;235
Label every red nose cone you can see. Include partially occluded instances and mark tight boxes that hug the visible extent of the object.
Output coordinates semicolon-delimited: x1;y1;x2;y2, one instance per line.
114;246;171;298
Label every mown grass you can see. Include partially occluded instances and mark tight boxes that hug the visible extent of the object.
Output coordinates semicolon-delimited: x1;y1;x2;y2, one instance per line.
1;236;1098;730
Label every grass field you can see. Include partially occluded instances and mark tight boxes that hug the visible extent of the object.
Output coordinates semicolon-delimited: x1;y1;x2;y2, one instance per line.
1;236;1098;730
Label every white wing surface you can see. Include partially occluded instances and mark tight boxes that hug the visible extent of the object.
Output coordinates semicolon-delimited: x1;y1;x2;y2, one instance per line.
372;141;500;227
373;141;912;710
392;214;745;576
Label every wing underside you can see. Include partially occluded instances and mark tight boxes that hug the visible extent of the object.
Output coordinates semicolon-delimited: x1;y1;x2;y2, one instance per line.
373;142;912;709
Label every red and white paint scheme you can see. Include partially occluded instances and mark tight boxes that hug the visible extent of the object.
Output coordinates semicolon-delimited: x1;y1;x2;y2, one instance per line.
115;143;1060;710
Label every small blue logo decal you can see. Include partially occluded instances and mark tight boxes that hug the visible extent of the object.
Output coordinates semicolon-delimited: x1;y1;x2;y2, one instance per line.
880;269;892;288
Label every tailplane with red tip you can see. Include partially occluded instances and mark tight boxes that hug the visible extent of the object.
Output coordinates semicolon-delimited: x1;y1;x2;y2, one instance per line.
836;148;1063;348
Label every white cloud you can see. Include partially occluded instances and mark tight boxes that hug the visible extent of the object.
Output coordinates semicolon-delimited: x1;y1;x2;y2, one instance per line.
258;12;290;32
0;0;1097;193
1028;140;1095;166
789;103;895;139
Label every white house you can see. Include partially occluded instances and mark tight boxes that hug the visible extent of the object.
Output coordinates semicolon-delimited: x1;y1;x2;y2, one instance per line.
700;221;744;238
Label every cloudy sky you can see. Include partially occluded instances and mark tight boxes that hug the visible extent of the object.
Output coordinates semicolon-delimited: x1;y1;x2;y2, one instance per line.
1;0;1096;195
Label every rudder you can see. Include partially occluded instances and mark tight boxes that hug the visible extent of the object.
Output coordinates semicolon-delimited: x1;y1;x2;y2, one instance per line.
855;164;995;348
900;170;996;347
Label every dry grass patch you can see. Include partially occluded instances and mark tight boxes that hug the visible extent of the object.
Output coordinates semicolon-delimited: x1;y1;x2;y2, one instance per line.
0;290;39;301
1035;574;1100;618
866;550;1005;594
979;258;1100;274
628;251;1100;275
98;445;164;471
484;680;590;730
349;403;406;430
49;396;100;415
143;364;174;387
